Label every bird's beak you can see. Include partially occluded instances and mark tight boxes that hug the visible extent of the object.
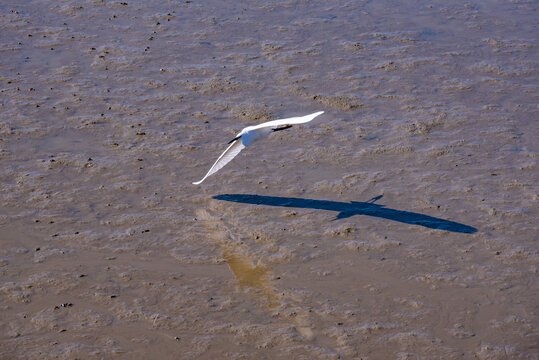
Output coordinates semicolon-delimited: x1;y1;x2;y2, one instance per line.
227;135;242;144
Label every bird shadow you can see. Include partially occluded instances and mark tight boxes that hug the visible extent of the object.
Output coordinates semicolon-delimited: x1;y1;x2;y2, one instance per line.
213;194;477;234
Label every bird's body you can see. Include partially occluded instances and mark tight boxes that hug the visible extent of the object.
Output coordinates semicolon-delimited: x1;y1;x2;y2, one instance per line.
193;111;324;185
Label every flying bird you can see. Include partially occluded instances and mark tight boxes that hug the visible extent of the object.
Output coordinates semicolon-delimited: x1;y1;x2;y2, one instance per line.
193;111;324;185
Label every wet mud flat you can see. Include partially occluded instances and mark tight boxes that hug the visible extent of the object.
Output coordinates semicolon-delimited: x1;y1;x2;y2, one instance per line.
0;0;537;359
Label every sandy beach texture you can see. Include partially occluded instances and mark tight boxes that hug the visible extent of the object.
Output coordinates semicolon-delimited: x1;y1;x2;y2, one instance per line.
1;0;537;359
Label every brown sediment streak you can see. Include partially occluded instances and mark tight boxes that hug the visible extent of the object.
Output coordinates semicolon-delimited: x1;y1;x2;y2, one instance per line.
194;208;279;308
195;207;314;337
222;249;280;308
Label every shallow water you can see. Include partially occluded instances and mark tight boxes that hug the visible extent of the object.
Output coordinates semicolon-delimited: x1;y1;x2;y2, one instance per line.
1;0;537;359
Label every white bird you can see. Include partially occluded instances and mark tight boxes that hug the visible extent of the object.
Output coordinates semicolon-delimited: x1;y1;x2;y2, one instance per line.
193;111;324;185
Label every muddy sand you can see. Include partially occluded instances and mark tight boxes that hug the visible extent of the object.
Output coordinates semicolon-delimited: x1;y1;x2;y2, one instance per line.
1;0;537;359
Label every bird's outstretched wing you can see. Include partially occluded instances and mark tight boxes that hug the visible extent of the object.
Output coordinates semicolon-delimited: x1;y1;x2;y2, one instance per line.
248;111;324;131
192;139;245;185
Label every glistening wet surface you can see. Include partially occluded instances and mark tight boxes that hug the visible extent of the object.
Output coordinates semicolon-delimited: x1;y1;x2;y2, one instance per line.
1;0;537;359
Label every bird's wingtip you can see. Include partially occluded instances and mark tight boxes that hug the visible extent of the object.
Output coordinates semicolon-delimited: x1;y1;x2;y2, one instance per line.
192;180;203;185
304;111;324;121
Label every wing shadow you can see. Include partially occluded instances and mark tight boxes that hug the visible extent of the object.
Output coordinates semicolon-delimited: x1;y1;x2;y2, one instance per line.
213;194;477;234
